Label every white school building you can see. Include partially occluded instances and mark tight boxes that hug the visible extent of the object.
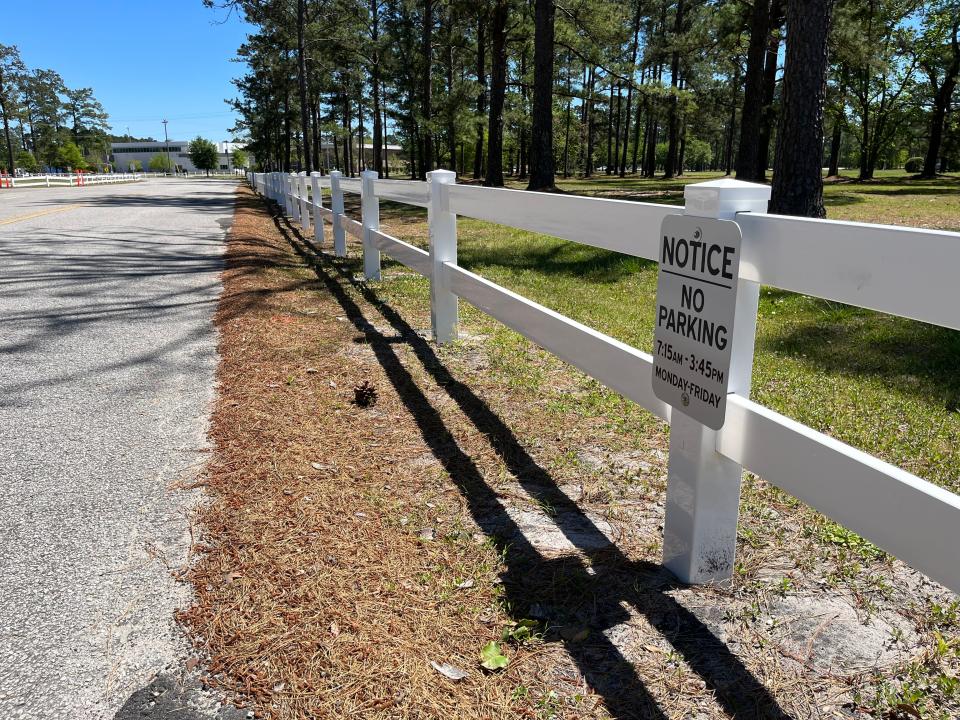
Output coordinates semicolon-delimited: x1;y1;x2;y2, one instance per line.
110;141;247;173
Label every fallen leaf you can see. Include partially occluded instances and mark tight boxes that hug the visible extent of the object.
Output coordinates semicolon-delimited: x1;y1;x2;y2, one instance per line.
456;578;475;590
480;641;509;671
305;367;319;374
430;661;468;681
330;621;340;637
418;528;435;541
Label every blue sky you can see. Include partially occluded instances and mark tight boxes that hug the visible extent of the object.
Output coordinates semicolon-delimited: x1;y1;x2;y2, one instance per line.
5;0;253;142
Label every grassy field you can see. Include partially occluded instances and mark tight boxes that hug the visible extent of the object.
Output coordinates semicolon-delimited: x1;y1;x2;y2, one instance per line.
370;170;960;495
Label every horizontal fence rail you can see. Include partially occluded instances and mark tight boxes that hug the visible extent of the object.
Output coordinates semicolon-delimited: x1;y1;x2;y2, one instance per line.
1;173;143;188
370;229;431;276
373;178;430;207
447;184;676;260
247;168;960;596
736;213;960;331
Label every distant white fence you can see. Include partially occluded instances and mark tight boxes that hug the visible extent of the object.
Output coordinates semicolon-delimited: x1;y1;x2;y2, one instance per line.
0;173;143;189
247;168;960;595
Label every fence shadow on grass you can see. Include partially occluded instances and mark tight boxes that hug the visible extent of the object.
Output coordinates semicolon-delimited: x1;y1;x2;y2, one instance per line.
267;203;793;720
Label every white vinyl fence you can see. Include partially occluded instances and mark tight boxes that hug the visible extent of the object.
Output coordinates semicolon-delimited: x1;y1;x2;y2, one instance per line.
248;168;960;595
1;173;142;188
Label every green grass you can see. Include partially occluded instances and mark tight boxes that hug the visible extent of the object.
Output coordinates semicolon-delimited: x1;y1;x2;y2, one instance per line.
373;170;960;494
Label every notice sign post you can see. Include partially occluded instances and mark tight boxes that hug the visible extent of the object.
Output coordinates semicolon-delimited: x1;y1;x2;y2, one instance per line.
652;214;742;429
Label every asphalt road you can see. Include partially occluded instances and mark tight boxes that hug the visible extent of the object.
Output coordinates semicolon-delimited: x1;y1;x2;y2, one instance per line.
0;178;241;719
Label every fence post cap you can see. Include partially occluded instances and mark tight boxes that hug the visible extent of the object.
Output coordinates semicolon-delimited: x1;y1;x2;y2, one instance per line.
329;170;342;178
427;169;456;184
298;170;307;176
684;178;771;219
360;169;379;179
310;171;322;177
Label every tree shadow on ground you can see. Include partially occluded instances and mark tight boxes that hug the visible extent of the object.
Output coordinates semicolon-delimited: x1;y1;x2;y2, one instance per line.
267;204;794;720
0;191;311;397
760;309;960;411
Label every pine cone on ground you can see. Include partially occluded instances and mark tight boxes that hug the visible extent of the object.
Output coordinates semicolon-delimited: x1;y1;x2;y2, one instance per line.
353;380;378;407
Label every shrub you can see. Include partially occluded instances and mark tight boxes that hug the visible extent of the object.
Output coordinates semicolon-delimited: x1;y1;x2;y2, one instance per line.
904;156;924;173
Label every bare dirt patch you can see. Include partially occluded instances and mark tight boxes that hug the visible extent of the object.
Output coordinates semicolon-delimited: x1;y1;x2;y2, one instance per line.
180;186;959;719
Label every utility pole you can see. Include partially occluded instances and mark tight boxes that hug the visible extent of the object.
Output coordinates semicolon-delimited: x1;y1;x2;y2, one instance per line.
162;119;172;176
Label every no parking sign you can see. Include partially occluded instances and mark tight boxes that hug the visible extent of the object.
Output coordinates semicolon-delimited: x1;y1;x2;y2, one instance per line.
652;214;742;430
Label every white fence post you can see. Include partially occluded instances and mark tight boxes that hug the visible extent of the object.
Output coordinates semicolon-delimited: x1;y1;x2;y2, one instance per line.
329;170;346;257
360;170;381;280
299;171;310;231
427;169;458;344
661;178;771;585
289;173;300;223
310;171;324;245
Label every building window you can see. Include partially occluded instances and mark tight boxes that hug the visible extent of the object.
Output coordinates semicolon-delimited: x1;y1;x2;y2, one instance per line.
112;146;182;154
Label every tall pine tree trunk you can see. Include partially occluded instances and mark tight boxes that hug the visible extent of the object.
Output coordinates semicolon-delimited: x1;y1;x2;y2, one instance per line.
613;84;622;175
644;108;658;176
343;94;352;175
562;57;572;178
446;35;457;170
585;66;596;176
358;98;365;172
383;106;390;177
0;97;13;173
484;0;508;187
310;91;322;172
922;22;960;178
371;0;384;176
296;0;312;171
620;1;642;177
420;0;434;179
770;0;835;217
606;78;614;175
736;0;771;180
409;121;418;179
631;90;644;172
473;14;487;179
663;0;684;178
757;0;784;178
724;64;740;175
527;0;556;190
0;65;13;173
519;48;528;180
827;120;842;176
